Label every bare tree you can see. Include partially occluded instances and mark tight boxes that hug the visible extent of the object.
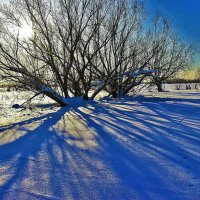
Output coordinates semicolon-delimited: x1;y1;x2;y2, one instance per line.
0;1;195;106
0;0;146;104
107;35;158;97
89;0;146;98
195;68;200;81
0;0;109;104
147;15;195;92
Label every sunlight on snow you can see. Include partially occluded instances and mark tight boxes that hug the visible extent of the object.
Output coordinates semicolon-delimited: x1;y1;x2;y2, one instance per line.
0;158;17;186
52;111;98;150
0;122;42;145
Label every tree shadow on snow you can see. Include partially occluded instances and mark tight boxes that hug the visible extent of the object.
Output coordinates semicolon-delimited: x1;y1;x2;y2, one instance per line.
0;97;200;199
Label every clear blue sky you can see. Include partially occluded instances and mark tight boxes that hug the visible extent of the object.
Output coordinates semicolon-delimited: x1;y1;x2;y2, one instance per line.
145;0;200;66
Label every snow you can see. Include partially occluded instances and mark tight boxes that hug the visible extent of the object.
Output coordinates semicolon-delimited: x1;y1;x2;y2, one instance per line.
128;69;156;78
40;85;66;103
0;88;200;199
117;69;156;79
90;80;105;88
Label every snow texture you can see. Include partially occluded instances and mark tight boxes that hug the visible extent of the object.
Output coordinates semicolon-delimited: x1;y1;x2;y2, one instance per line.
117;69;156;79
40;85;66;104
0;89;200;200
128;69;156;78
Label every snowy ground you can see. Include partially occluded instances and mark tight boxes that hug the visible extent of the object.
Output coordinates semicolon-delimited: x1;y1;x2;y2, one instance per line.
0;89;200;200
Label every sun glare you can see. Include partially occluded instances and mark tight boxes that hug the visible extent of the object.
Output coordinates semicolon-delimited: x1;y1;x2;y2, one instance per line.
17;21;33;39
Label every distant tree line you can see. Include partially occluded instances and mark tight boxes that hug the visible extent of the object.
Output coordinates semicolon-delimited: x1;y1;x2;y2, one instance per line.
0;0;195;106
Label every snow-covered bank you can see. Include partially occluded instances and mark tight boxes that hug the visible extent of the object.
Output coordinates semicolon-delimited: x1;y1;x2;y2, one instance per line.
0;91;200;199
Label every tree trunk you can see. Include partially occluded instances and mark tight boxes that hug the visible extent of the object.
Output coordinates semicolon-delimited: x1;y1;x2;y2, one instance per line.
91;82;107;100
110;91;118;98
36;85;67;106
43;91;67;106
156;82;164;92
82;93;89;101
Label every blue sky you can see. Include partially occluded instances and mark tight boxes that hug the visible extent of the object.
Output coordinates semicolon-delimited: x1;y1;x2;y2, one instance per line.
145;0;200;66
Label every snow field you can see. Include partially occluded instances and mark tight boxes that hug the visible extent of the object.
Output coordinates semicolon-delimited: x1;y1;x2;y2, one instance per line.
0;90;200;199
